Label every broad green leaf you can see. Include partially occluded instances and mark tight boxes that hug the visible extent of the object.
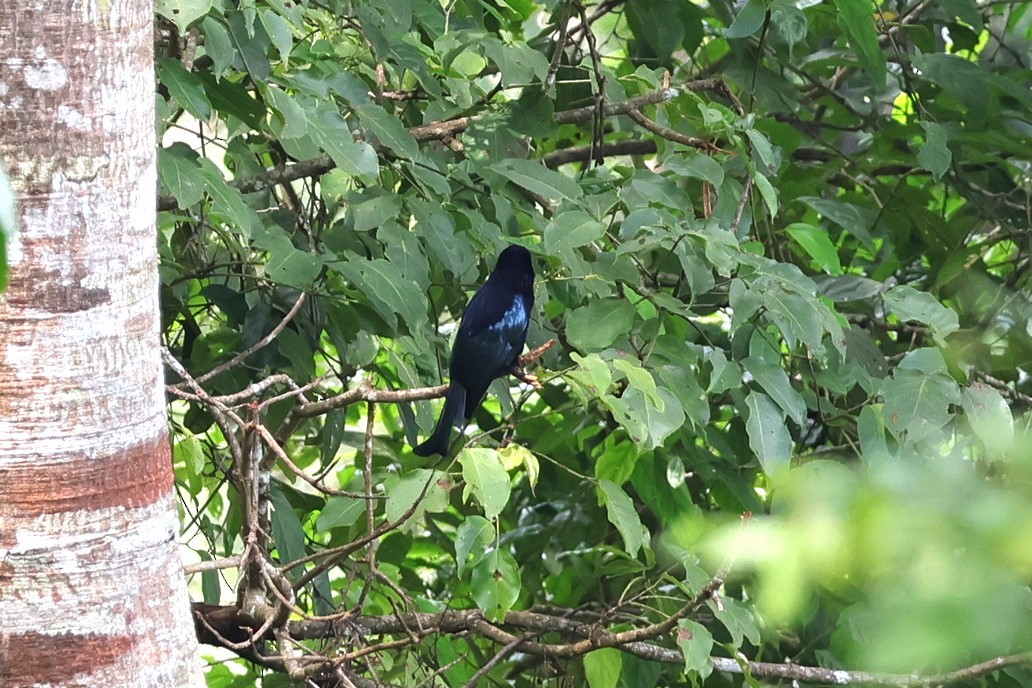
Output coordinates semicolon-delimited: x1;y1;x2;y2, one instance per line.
471;549;521;620
260;8;293;62
567;352;614;400
584;648;622;688
459;448;511;520
566;299;635;352
626;0;685;60
481;38;550;87
798;197;876;246
677;619;714;678
746;129;777;170
598;479;643;558
544;210;606;255
786;223;843;276
883;285;959;345
725;0;766;38
762;289;824;350
745;391;791;476
337;259;427;332
833;0;886;84
266;87;308;139
499;443;539;491
157;57;212;120
752;171;778;217
252;224;324;288
317;497;365;530
384;469;450;527
490;159;582;202
816;275;884;302
612;358;661;408
676;153;724;186
158;144;205;208
638;387;687;449
197;161;261;238
881;370;961;445
858;404;890;463
356;104;419;159
918;121;952;181
309;109;379;179
455;515;493;577
744;356;806;425
269;485;307;564
156;0;212;32
711;596;761;648
962;383;1013;454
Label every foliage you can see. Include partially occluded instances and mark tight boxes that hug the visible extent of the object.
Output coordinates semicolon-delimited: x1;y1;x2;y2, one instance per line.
155;0;1032;686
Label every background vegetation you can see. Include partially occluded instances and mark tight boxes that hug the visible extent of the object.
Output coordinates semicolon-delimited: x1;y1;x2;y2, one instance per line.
152;0;1032;685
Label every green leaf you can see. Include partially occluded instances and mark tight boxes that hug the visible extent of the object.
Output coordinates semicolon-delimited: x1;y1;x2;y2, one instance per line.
711;596;761;648
157;57;212;120
566;299;635;352
626;0;685;60
745;391;791;476
260;8;294;62
918;121;952;182
156;0;212;32
269;485;307;564
455;515;494;577
612;358;661;408
584;648;623;688
266;87;308;139
752;171;778;217
744;356;806;425
677;153;725;186
471;549;521;621
252;224;324;288
598;479;643;558
676;619;714;678
567;352;614;399
489;159;583;202
833;0;886;84
725;0;766;38
962;383;1013;454
337;259;427;332
881;370;961;445
798;196;876;246
384;469;450;528
309;109;380;179
544;210;606;255
317;497;365;530
883;285;959;345
459;448;511;520
786;223;843;275
158;144;206;208
197;160;261;238
355;104;419;159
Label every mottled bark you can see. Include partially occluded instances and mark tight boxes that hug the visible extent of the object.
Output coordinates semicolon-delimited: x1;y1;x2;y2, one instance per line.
0;1;203;686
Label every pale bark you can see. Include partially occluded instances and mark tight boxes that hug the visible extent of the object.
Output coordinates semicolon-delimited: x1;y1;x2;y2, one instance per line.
0;1;204;686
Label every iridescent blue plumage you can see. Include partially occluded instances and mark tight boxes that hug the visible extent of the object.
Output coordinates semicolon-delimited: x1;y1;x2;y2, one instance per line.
413;245;535;457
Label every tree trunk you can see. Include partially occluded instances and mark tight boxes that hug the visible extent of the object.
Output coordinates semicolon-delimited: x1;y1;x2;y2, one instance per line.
0;1;204;686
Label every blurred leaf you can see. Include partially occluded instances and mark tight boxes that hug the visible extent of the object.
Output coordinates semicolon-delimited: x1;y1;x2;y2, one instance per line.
156;0;213;33
584;648;622;688
157;57;212;119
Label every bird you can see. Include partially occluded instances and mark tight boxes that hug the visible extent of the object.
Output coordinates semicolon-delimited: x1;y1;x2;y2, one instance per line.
413;244;535;457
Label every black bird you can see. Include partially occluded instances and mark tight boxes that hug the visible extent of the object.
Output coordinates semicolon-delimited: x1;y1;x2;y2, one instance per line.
413;245;535;456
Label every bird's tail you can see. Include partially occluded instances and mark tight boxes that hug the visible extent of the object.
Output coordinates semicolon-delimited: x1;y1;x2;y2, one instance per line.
413;383;466;457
